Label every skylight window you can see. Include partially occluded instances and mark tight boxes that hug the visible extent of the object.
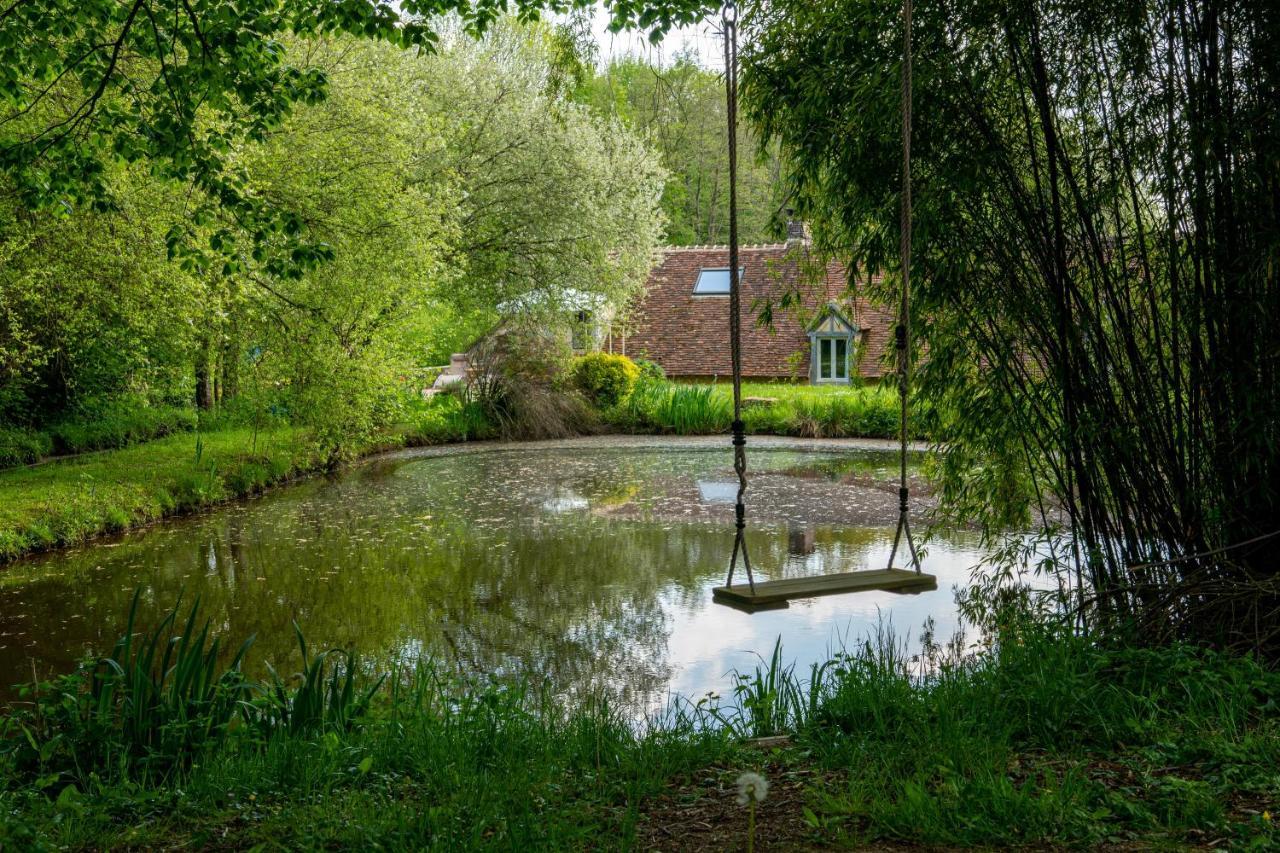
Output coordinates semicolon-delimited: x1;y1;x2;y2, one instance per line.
693;267;744;295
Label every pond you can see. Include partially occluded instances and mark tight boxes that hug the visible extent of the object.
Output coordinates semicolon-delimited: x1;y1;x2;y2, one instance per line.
0;437;990;712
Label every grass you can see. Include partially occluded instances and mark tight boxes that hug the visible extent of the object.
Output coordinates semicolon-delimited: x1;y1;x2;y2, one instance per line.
0;400;198;469
0;597;736;850
0;394;493;564
717;621;1280;849
1;599;1276;850
613;378;911;440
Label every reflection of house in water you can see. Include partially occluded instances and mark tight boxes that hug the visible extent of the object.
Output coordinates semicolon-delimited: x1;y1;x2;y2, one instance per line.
539;488;589;513
696;480;739;504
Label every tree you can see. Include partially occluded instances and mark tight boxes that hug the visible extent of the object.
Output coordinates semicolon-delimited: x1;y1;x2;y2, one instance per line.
741;0;1280;647
587;54;785;245
0;166;207;422
0;0;709;269
417;23;666;320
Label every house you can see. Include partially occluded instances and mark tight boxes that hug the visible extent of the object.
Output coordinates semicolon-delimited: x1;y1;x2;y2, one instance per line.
621;228;897;384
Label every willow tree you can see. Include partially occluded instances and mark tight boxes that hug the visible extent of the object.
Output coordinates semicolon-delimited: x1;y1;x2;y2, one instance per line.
741;0;1279;647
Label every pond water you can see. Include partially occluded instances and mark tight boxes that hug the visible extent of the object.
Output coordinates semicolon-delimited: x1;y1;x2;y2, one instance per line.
0;438;990;712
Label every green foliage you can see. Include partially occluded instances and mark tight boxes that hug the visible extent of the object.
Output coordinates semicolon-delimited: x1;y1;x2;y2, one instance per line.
409;393;496;444
773;387;901;439
584;54;784;245
570;352;641;407
708;621;1280;848
0;0;696;274
1;22;666;466
622;379;732;435
48;400;197;456
0;593;736;849
250;626;385;739
0;426;52;468
632;357;666;381
615;379;906;440
742;0;1280;644
4;592;254;780
2;598;1277;848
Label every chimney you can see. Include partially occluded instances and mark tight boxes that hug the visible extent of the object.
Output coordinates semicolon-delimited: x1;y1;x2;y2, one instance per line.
785;209;810;245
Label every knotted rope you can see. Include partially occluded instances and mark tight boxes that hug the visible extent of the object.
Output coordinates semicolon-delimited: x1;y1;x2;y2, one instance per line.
722;0;755;593
887;0;922;573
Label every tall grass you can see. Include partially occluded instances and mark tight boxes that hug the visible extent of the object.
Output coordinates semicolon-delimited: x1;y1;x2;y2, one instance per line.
622;379;732;434
615;379;910;440
251;625;386;738
705;619;1280;847
2;597;1277;848
6;592;255;779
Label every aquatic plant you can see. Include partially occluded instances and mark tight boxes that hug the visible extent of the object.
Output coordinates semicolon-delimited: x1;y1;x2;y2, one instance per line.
623;379;732;434
714;637;832;738
4;592;254;779
249;624;386;738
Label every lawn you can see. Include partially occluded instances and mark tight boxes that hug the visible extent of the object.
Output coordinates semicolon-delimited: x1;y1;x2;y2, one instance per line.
0;426;317;564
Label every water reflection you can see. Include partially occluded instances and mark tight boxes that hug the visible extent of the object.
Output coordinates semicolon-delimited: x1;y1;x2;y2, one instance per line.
0;444;984;711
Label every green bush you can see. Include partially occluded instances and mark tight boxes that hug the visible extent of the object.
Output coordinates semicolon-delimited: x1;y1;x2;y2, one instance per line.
48;398;197;454
0;426;53;468
570;352;641;408
633;357;666;381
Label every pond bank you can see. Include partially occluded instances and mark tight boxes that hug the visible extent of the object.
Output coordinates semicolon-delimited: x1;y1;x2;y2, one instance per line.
0;418;929;566
2;609;1276;849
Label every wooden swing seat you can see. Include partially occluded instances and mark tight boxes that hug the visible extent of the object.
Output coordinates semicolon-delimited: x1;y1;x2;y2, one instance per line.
713;568;937;610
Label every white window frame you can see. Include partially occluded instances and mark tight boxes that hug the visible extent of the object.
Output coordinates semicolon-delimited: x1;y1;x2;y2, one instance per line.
813;336;851;383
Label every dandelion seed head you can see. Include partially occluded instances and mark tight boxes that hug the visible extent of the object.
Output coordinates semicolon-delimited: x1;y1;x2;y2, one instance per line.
735;771;768;806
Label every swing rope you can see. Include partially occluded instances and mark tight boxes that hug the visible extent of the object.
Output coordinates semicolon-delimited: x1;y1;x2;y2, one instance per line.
721;0;919;592
722;0;755;594
887;0;921;573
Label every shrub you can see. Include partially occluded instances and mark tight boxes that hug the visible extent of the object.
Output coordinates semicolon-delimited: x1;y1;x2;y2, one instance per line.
0;426;53;468
633;357;666;381
570;352;641;408
48;398;197;454
467;325;597;440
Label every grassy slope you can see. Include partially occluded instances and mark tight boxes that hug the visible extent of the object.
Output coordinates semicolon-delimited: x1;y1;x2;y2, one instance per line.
0;425;405;564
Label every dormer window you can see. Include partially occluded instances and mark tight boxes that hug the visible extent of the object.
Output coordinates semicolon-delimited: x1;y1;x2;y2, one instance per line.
693;267;744;296
807;303;859;385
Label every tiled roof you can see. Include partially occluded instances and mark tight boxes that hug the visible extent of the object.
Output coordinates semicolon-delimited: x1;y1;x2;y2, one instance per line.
626;245;896;380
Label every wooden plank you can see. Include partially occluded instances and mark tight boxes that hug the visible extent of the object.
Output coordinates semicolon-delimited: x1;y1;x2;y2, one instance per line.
713;568;937;608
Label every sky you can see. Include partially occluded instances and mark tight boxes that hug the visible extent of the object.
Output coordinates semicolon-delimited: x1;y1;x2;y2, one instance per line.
579;3;726;70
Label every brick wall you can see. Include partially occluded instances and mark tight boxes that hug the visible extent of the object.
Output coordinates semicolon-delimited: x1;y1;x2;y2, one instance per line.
625;245;896;381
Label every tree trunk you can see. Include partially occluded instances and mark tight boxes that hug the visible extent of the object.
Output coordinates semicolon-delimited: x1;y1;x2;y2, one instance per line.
195;336;214;410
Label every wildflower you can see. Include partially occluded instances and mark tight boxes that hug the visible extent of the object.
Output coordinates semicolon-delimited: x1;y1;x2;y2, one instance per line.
736;771;769;806
736;772;768;853
1264;810;1272;822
